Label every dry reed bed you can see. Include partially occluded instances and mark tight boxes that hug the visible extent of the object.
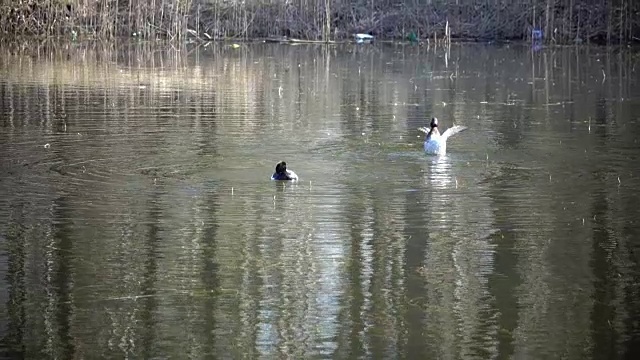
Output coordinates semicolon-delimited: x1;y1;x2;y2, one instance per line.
1;0;638;44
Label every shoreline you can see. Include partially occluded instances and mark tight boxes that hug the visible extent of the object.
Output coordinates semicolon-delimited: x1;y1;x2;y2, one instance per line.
1;34;638;49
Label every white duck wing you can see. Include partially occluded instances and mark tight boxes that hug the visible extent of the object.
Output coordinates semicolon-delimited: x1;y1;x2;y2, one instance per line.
441;125;468;140
417;126;430;134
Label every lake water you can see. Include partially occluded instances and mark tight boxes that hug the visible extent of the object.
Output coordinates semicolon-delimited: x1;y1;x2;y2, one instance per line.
1;40;639;359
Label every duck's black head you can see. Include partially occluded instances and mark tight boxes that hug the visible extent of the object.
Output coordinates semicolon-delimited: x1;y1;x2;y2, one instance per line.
430;117;439;128
275;161;287;174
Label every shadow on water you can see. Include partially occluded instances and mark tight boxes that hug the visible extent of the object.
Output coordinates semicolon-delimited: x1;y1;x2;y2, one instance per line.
1;40;640;359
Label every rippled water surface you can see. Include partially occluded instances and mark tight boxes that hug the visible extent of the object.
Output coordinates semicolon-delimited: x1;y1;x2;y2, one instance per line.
1;41;640;359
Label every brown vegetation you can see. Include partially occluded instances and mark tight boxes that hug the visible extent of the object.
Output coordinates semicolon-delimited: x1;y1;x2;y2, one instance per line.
0;0;638;44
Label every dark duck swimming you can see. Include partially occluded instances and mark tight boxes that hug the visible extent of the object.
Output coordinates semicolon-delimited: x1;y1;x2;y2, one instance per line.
271;161;299;181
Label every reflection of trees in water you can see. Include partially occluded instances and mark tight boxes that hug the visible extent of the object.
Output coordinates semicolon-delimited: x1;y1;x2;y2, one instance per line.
138;187;162;358
418;157;499;359
2;42;640;358
616;189;640;358
588;84;637;359
2;189;78;358
3;204;28;359
42;196;75;357
208;181;343;358
486;71;640;359
332;181;408;359
590;177;619;359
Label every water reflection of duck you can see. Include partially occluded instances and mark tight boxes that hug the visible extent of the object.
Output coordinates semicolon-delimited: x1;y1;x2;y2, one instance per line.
419;117;467;155
271;161;299;181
